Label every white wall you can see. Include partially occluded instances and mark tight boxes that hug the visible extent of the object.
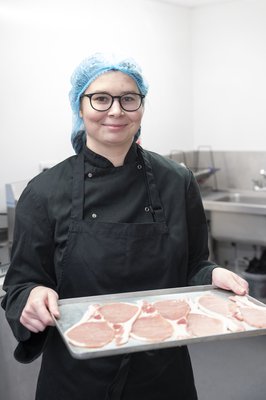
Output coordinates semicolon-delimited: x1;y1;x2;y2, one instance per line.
0;0;192;211
2;0;266;212
192;0;266;150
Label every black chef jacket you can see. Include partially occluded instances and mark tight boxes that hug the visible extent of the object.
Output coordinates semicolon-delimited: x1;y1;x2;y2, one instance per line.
2;142;218;399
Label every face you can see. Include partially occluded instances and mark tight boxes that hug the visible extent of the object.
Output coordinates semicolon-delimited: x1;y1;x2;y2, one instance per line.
79;71;144;152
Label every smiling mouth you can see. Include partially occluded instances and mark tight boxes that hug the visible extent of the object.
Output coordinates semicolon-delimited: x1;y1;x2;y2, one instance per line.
103;124;127;127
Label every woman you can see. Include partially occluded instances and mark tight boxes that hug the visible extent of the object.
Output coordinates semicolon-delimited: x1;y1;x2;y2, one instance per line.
2;53;248;400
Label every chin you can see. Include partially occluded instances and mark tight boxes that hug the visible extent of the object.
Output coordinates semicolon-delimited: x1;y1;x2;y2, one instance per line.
104;134;134;145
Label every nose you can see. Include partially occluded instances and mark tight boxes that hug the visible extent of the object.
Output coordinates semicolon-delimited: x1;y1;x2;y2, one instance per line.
108;98;124;116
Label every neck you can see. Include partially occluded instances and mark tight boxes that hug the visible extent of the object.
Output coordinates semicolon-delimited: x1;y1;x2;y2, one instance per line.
86;139;134;167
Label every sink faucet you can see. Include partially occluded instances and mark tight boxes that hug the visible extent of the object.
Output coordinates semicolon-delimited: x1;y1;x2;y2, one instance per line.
252;169;266;191
260;169;266;178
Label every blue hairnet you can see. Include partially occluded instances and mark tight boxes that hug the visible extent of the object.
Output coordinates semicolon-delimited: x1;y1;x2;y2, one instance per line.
69;52;149;153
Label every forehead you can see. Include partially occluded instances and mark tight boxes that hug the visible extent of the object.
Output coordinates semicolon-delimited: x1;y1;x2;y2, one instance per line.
85;71;139;94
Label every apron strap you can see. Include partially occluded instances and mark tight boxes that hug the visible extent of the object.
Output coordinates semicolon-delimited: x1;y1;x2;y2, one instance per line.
138;146;166;223
105;354;131;400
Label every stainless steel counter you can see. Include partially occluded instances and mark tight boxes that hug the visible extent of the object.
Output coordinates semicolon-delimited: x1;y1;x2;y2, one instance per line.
202;189;266;245
0;276;5;297
202;189;266;215
0;245;41;400
0;303;41;400
0;243;9;296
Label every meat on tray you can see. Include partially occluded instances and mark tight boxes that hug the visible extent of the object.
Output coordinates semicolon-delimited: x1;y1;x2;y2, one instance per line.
196;293;237;317
63;292;266;350
65;302;141;347
66;321;114;348
187;313;226;337
195;293;245;333
153;299;190;322
229;295;266;328
131;313;173;342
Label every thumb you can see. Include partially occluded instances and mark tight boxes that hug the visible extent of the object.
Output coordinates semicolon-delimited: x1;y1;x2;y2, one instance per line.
47;291;60;319
231;274;249;296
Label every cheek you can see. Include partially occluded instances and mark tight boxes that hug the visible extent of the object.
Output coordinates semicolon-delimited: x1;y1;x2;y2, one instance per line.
132;110;144;125
81;109;103;124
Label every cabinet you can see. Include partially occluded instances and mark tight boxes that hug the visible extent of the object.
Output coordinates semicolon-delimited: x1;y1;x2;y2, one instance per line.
0;301;41;400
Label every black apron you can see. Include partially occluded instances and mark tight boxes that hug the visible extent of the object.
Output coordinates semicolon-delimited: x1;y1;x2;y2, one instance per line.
36;146;197;400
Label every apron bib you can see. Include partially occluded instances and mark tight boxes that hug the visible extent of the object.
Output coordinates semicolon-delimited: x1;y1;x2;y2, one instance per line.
36;146;197;400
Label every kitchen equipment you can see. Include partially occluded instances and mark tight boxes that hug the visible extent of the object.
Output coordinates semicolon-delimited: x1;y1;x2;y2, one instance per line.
0;212;8;243
5;180;28;253
192;167;220;184
203;190;266;245
236;258;266;300
0;263;9;278
169;147;220;188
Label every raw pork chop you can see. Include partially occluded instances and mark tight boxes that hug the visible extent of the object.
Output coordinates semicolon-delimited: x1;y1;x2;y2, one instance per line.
130;302;173;342
229;295;266;328
65;321;114;348
153;299;190;321
187;313;226;337
131;314;173;342
237;308;266;328
98;302;141;346
98;302;139;323
197;293;237;317
196;293;245;332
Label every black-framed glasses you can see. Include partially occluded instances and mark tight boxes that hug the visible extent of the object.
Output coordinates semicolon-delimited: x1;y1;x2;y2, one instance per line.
80;92;145;112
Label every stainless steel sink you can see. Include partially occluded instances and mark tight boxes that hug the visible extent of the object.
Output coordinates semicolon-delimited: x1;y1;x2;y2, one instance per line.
203;191;266;244
213;193;266;206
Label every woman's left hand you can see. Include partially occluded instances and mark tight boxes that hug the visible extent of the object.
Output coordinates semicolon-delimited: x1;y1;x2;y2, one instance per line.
212;267;249;295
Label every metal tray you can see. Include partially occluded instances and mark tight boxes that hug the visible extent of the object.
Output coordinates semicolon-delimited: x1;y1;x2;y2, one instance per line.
54;285;266;359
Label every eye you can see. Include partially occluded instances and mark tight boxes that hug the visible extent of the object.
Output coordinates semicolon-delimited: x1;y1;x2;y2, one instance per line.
122;94;138;103
92;94;111;104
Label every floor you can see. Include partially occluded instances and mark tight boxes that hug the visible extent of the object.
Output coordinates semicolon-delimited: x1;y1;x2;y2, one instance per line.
189;334;266;400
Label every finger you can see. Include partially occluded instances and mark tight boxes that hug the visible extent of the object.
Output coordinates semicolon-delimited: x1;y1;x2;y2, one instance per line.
230;274;249;295
20;314;47;333
30;301;55;327
46;291;60;319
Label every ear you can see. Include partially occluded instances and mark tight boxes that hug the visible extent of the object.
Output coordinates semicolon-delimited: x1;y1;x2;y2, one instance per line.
79;109;83;118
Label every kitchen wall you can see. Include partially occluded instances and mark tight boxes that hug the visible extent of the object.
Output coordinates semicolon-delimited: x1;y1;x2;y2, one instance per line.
0;0;192;212
1;0;266;212
191;0;266;150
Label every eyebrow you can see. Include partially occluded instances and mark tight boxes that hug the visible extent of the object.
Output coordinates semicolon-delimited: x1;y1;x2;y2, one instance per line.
85;90;141;95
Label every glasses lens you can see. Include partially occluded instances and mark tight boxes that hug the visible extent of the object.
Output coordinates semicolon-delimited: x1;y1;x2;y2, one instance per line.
91;93;112;111
121;94;142;111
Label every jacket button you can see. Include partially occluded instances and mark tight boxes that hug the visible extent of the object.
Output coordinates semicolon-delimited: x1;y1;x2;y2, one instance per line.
88;172;93;178
137;164;142;170
92;213;97;218
144;207;150;212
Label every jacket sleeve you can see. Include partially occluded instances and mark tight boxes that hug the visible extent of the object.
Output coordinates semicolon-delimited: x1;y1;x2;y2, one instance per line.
185;170;218;285
1;183;57;362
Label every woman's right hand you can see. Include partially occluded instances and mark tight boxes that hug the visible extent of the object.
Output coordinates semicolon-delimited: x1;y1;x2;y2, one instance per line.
20;286;60;333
